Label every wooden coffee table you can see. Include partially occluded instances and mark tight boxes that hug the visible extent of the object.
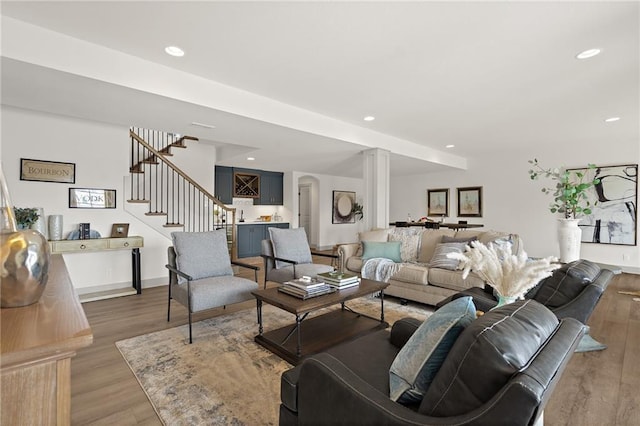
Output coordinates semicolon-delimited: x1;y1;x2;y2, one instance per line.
251;279;389;364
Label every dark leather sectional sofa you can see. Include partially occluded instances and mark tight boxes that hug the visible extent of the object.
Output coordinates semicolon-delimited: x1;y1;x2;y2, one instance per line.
279;299;586;425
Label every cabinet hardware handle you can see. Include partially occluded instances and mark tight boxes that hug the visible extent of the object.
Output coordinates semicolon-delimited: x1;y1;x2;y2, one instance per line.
80;244;86;249
124;242;129;247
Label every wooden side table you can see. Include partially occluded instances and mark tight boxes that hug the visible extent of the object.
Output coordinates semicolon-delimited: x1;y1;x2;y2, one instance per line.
1;255;93;425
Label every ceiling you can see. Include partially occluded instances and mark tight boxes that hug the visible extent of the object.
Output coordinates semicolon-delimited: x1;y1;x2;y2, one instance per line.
1;1;638;177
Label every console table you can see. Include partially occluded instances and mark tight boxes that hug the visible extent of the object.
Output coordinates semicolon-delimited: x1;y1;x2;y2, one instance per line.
49;236;144;294
390;222;484;231
1;254;93;425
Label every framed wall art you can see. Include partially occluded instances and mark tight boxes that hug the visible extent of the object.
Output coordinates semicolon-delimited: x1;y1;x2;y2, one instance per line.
457;186;483;217
332;190;356;224
568;164;637;246
69;188;116;209
110;223;130;238
427;188;449;217
20;158;75;184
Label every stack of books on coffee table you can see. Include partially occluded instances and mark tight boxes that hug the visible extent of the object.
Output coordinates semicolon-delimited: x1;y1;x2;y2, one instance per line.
317;271;360;289
278;276;335;299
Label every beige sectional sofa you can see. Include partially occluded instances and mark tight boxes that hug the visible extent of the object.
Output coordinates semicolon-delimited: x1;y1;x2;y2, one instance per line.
336;227;523;306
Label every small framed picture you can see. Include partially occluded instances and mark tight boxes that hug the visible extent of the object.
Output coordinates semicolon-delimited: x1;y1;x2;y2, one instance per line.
332;190;356;224
427;188;449;217
110;223;130;238
457;186;483;217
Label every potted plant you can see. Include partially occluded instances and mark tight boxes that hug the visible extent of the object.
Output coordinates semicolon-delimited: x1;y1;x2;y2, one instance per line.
351;202;364;221
528;159;600;219
13;207;40;230
528;159;600;262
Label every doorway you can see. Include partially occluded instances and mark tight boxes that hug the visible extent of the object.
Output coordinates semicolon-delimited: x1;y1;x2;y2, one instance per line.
299;183;312;244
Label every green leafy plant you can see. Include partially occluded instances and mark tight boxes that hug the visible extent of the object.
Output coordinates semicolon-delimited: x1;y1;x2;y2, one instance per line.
351;202;364;221
528;159;600;219
13;207;40;228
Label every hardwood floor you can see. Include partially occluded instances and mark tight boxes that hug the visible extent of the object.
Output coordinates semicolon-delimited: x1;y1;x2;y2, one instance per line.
545;271;640;426
71;257;640;425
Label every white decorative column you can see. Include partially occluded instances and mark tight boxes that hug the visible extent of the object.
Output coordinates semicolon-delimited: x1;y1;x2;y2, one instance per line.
363;148;391;230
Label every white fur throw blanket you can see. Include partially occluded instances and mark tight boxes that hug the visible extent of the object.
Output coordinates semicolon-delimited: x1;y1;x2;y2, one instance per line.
361;258;401;283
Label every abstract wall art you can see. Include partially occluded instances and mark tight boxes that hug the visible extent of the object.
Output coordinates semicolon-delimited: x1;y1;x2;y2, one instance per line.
569;164;638;246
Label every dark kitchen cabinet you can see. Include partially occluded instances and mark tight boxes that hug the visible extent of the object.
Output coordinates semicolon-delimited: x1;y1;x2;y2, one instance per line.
236;223;289;258
259;171;284;205
214;166;233;204
214;167;283;206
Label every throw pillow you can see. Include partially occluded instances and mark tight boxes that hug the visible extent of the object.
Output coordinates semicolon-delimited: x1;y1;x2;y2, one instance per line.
389;296;476;404
429;242;466;270
361;241;402;263
389;232;422;262
441;235;478;244
490;237;513;254
171;230;233;284
269;227;313;269
357;228;392;256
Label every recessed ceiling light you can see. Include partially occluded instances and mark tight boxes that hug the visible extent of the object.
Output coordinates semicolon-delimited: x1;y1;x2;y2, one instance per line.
604;117;621;122
576;48;601;59
247;157;255;161
445;144;455;148
191;121;215;129
363;116;375;121
165;46;185;57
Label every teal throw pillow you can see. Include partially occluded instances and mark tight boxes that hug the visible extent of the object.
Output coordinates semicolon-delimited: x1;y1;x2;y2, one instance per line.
362;241;402;263
389;296;476;404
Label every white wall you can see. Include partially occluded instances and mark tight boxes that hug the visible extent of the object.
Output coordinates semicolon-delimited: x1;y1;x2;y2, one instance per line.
0;105;362;294
390;145;640;273
1;106;218;292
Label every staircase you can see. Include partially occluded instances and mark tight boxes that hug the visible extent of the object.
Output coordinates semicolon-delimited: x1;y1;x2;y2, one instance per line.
127;127;236;255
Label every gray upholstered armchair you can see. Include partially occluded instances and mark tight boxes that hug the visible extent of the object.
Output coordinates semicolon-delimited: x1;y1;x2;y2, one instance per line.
260;227;336;288
166;230;260;343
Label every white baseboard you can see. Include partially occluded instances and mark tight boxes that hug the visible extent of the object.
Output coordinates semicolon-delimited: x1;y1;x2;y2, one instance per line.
76;277;167;302
620;265;640;275
80;288;137;303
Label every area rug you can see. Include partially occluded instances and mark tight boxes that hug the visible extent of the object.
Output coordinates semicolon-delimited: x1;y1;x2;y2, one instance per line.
576;332;607;353
116;297;432;425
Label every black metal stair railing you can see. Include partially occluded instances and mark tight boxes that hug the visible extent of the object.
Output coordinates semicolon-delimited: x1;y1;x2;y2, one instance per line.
129;128;236;254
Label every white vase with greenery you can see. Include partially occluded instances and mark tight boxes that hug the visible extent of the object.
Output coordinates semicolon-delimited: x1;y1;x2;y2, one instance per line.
528;159;600;262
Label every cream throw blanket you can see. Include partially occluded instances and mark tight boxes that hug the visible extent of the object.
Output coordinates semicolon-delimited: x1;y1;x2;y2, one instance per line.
361;258;401;283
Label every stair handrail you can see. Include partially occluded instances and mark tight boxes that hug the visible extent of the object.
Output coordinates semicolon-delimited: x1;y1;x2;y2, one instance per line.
129;130;237;253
